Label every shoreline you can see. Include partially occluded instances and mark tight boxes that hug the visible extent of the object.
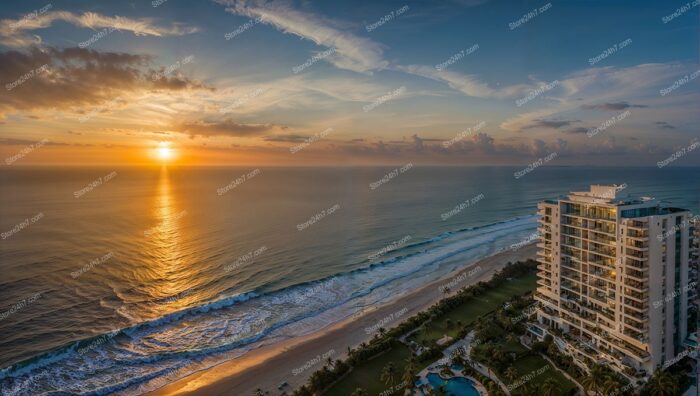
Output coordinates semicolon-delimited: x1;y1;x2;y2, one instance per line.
147;243;537;396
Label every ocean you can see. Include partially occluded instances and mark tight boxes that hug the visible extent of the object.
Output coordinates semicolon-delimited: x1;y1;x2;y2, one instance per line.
0;166;698;395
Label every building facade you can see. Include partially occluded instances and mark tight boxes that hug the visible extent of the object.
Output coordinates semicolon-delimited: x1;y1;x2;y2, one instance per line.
532;185;694;378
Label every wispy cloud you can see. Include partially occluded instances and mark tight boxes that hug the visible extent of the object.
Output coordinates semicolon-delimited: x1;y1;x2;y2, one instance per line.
501;63;689;132
176;119;284;137
217;0;387;74
581;102;648;111
522;119;580;130
654;121;675;129
394;64;542;99
0;11;198;47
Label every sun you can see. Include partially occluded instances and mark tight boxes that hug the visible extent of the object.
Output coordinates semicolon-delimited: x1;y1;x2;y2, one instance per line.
154;143;177;163
157;146;173;160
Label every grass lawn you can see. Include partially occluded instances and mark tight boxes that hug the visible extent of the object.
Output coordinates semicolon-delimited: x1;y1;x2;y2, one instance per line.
408;273;537;345
506;354;577;396
324;271;538;395
325;342;415;395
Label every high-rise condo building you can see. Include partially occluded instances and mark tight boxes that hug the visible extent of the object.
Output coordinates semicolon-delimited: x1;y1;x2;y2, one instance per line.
531;185;695;379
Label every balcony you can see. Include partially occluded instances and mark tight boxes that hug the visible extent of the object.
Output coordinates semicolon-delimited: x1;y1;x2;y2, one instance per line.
625;220;648;229
626;239;649;250
626;249;648;259
587;234;617;247
589;256;615;268
624;268;645;280
627;229;649;239
537;279;552;288
589;243;616;258
625;257;648;269
624;307;649;320
624;298;647;309
562;215;584;228
624;278;648;292
624;289;647;301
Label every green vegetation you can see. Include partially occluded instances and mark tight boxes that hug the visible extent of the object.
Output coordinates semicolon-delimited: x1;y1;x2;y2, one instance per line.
292;260;538;396
408;273;537;345
325;342;412;395
469;293;578;396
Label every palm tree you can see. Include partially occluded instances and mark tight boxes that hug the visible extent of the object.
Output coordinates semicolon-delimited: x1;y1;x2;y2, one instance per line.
581;364;606;395
646;370;678;396
602;378;620;396
402;355;418;390
351;388;368;396
504;366;518;382
252;389;264;396
518;382;534;395
435;385;448;396
381;362;397;387
440;364;453;378
541;378;560;396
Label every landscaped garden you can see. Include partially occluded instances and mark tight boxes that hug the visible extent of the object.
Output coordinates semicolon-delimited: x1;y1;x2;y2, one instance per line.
290;260;540;396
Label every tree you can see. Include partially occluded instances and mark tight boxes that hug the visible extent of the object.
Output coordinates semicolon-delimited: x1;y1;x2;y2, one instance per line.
541;378;560;396
438;363;452;378
402;355;418;390
645;370;678;396
252;389;264;396
519;382;536;396
505;366;519;382
351;388;368;396
581;364;607;396
602;378;620;396
435;385;448;396
381;362;397;387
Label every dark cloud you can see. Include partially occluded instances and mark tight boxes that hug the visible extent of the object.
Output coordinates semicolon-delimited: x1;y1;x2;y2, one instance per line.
654;121;675;129
564;127;589;134
581;102;648;111
523;119;579;130
178;119;280;137
263;134;309;143
0;47;210;118
0;138;68;145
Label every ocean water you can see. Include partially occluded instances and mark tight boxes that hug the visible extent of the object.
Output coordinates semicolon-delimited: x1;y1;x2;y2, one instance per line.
0;166;698;395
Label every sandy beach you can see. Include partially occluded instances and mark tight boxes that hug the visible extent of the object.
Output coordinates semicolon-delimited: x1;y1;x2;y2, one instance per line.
147;244;537;396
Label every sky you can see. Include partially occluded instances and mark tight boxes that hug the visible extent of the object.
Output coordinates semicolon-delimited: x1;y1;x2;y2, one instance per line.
0;0;698;166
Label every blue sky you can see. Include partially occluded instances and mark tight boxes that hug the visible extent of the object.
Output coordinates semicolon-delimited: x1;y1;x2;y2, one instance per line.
0;0;698;165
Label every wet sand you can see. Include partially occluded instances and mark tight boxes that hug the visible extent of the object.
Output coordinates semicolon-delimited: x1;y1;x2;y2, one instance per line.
147;244;537;396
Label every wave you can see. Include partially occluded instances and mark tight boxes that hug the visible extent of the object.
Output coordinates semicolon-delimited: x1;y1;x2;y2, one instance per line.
0;215;537;395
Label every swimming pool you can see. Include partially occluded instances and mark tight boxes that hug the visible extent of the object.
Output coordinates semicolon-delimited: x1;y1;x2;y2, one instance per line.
426;373;481;396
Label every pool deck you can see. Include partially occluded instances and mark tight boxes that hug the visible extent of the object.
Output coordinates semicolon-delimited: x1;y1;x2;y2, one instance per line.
413;332;490;396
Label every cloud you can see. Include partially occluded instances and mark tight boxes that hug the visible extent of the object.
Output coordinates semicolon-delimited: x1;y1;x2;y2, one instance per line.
502;63;689;132
0;11;198;47
217;0;386;74
654;121;675;129
215;1;547;100
395;64;540;99
0;137;68;146
177;119;281;137
0;47;209;118
263;134;310;142
564;127;590;134
523;119;579;130
581;102;648;111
